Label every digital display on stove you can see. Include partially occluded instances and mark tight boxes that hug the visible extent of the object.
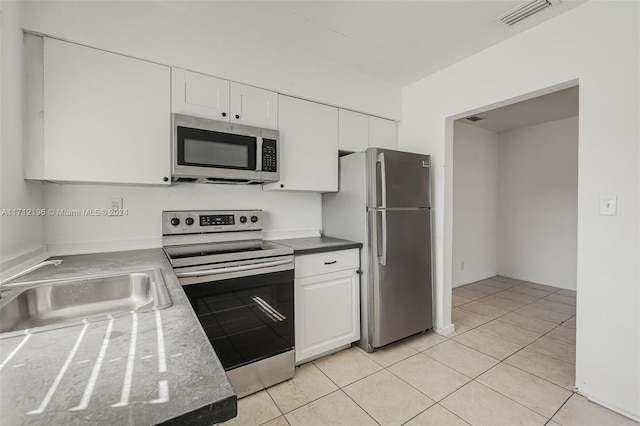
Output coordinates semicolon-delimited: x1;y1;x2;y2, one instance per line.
200;214;235;226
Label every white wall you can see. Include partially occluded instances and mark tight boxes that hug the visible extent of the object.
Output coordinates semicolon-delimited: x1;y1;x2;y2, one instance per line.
452;121;497;286
400;1;639;420
0;1;46;268
20;1;401;120
498;117;578;290
43;183;321;254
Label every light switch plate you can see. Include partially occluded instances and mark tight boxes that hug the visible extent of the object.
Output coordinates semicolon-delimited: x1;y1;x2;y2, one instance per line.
599;196;617;216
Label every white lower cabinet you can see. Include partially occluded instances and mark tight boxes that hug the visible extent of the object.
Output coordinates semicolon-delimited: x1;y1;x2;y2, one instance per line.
294;249;360;364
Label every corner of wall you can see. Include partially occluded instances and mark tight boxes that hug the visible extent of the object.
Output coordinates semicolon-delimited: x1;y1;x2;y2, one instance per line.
1;0;46;266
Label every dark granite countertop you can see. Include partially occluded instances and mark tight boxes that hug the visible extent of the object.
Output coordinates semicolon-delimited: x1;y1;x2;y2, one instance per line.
0;249;236;426
272;236;362;255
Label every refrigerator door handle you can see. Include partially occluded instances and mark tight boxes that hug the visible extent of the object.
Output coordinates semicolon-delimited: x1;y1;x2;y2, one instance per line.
376;152;387;208
378;210;387;265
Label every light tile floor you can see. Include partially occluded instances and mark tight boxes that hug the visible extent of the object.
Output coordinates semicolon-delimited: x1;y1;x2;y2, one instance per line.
222;276;639;426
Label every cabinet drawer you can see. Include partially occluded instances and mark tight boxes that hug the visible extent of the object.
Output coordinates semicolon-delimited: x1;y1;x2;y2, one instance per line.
295;248;359;279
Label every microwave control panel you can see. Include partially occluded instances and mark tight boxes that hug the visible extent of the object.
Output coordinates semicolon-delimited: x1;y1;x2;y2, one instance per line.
262;139;277;172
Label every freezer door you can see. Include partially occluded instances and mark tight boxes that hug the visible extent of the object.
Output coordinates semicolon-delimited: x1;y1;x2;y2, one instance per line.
367;148;430;209
369;208;432;348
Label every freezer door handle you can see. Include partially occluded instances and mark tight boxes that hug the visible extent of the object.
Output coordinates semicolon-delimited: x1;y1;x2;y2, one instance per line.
377;209;387;265
376;152;387;208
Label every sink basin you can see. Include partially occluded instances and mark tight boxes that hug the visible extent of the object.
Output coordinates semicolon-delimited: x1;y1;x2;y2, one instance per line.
0;269;171;335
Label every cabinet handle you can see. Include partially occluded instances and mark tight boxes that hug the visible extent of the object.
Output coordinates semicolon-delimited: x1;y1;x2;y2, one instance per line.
222;112;227;117
324;260;337;265
235;114;240;119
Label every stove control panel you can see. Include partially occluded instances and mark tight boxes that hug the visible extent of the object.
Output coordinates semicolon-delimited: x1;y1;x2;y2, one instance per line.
162;210;262;235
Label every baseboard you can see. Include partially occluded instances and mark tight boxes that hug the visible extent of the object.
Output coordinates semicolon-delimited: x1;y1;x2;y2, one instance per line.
0;246;51;280
574;390;640;423
435;323;456;336
264;228;321;241
46;238;162;256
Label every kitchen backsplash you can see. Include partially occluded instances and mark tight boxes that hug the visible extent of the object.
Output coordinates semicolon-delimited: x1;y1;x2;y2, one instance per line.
43;182;321;255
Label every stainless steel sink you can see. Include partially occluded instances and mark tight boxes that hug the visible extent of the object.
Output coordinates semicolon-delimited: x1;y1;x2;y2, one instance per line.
0;269;171;335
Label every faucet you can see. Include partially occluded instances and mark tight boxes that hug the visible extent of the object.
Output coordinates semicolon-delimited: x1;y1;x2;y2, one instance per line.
0;259;64;292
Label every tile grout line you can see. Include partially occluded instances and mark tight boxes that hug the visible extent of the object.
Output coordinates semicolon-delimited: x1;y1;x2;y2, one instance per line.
241;278;576;425
404;330;573;423
336;388;382;426
383;352;464;400
453;281;578;420
312;356;383;425
472;359;573;420
416;338;500;383
277;362;382;425
454;281;573;336
452;280;577;394
262;386;285;425
544;392;574;425
470;379;556;422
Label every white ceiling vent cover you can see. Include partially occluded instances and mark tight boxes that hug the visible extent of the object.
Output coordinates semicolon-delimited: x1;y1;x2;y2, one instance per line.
497;0;559;27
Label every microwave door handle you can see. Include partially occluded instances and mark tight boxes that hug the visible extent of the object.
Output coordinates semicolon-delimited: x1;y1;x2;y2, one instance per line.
256;136;263;171
175;259;292;278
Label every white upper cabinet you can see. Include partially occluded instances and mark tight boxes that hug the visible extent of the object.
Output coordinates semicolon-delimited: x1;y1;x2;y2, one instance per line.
368;116;397;150
172;68;230;122
230;82;278;129
263;95;338;192
172;69;278;129
338;108;397;152
25;36;171;185
338;109;369;152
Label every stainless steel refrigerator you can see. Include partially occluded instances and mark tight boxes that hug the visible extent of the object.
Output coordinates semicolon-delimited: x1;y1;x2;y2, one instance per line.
322;148;433;352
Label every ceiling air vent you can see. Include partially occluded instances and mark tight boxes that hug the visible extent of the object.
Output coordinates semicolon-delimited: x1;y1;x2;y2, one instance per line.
465;115;485;123
497;0;558;27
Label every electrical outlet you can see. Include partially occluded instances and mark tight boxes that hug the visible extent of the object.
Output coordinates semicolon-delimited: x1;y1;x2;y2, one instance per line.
461;261;465;270
108;197;123;215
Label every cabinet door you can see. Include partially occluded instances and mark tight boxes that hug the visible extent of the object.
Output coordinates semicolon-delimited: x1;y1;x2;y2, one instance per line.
43;38;171;185
263;95;338;192
338;109;369;153
368;116;397;150
295;269;360;364
172;68;230;121
230;82;278;129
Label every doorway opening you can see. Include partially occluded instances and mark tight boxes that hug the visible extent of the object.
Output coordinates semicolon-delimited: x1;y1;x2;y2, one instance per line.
444;82;579;410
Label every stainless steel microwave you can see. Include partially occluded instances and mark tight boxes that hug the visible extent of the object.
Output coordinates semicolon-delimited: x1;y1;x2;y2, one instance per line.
172;114;279;184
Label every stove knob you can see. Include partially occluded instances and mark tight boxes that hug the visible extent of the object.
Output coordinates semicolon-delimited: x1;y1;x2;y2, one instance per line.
239;216;247;224
251;215;259;223
185;217;194;226
170;217;180;227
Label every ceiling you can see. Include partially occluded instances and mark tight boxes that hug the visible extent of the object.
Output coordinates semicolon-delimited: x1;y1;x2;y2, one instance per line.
163;0;586;86
458;86;579;133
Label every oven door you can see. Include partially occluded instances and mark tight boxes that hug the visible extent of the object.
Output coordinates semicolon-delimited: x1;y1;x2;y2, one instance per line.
180;265;294;371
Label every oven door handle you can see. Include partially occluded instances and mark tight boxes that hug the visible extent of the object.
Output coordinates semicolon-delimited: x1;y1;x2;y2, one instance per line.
175;259;293;278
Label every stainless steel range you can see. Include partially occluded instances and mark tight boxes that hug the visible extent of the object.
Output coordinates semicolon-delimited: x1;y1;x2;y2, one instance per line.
162;210;294;397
